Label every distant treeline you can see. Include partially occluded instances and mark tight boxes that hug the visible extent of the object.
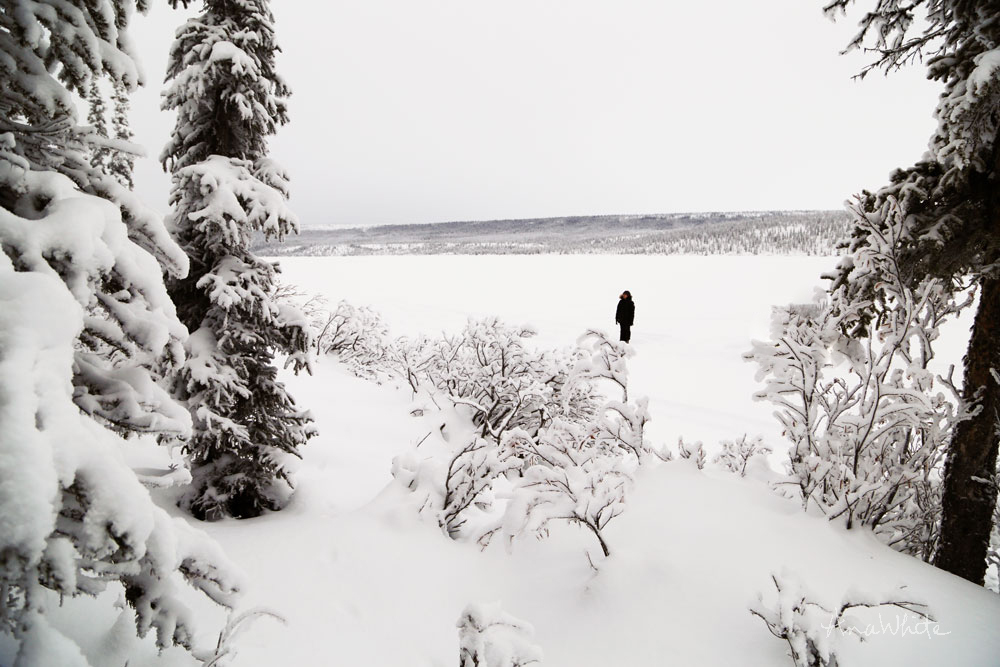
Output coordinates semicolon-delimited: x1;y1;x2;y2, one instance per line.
256;210;851;256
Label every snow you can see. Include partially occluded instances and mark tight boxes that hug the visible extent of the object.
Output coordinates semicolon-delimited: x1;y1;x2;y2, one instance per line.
178;155;299;242
5;254;993;666
931;46;1000;174
208;41;260;80
458;601;543;666
13;614;90;667
176;356;1000;665
0;261;75;567
273;254;973;448
0;161;244;665
970;49;1000;91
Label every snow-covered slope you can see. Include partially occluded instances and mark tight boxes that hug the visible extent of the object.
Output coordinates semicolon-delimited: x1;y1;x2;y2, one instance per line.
190;358;1000;666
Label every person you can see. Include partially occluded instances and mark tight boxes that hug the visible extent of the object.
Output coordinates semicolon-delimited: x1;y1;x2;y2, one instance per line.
615;290;634;343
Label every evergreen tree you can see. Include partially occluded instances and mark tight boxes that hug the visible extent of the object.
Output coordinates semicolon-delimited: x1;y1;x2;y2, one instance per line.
86;80;112;172
162;0;316;520
109;79;136;189
824;0;1000;584
0;1;239;661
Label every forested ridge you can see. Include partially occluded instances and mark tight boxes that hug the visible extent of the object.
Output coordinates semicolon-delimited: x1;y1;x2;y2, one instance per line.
255;210;850;256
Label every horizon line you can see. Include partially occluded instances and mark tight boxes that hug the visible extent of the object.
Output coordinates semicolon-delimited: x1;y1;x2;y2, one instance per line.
298;208;848;231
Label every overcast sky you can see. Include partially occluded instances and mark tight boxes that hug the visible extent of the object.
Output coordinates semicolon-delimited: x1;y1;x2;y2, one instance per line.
126;1;941;228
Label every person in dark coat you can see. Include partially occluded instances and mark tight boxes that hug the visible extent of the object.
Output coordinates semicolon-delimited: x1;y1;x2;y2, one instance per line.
615;290;634;343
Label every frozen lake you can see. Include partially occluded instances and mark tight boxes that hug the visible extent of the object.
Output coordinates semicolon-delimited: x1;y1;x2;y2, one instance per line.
277;254;842;448
277;254;974;450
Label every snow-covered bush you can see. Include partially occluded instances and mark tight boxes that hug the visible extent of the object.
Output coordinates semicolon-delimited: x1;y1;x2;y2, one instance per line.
275;287;388;380
750;572;931;667
573;329;633;402
745;198;969;557
418;319;583;440
750;574;843;667
494;424;633;558
312;300;388;379
714;435;772;477
314;300;387;358
382;333;433;393
303;306;655;557
457;602;543;667
675;437;707;470
196;607;286;667
379;320;649;558
573;330;654;462
441;438;521;538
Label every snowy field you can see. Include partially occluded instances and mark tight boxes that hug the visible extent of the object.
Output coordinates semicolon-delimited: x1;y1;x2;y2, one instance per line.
12;255;997;667
275;254;974;449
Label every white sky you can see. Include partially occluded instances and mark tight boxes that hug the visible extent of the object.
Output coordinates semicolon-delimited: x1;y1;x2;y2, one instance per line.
126;1;941;227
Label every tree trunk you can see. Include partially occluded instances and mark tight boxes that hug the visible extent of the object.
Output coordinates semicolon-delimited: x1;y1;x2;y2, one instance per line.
935;275;1000;584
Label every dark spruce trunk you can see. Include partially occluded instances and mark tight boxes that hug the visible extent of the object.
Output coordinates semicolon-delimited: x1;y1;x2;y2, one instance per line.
935;275;1000;584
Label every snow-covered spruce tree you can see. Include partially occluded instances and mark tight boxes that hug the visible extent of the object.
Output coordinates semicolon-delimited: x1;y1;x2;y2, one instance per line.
87;78;138;191
161;0;315;520
822;0;1000;584
0;1;241;662
86;81;112;173
109;79;136;189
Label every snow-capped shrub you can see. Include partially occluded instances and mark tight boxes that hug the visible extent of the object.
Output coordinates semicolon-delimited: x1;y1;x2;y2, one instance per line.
418;319;580;440
382;334;433;394
279;286;389;380
195;607;287;667
750;574;842;667
676;438;707;470
313;300;388;368
714;435;772;477
573;329;634;402
750;571;932;667
573;330;656;462
318;312;651;556
457;602;543;667
441;438;521;538
745;198;969;557
493;424;633;558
